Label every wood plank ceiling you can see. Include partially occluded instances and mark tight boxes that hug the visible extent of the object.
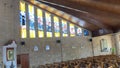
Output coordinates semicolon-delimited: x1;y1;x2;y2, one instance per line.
28;0;120;36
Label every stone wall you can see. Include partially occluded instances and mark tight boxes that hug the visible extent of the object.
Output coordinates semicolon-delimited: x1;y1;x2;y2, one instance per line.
92;32;120;56
92;34;115;56
16;36;92;67
0;0;19;66
114;32;120;55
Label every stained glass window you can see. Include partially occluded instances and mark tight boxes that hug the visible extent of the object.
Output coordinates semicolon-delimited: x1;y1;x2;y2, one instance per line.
45;12;52;37
70;23;75;37
37;9;44;38
76;26;82;36
28;4;36;38
20;1;27;38
62;20;68;37
84;29;89;36
54;16;60;37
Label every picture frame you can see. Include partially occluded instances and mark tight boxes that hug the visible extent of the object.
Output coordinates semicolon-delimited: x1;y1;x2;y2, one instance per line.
6;48;14;61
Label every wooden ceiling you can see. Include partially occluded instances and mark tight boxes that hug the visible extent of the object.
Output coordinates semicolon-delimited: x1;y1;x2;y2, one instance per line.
27;0;120;36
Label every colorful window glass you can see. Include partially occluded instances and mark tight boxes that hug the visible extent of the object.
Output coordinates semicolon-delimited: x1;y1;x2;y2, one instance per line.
45;12;52;37
54;16;60;37
76;26;82;36
37;9;44;38
20;1;27;38
70;23;75;37
84;29;89;36
28;4;36;38
62;20;68;37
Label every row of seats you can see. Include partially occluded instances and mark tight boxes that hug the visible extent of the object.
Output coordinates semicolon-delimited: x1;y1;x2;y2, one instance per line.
38;55;120;68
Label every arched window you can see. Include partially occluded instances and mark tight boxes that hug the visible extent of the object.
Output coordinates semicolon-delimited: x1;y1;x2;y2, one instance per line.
100;39;108;52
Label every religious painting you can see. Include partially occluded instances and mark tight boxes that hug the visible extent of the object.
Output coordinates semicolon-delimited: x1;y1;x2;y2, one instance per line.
100;39;108;52
6;48;14;61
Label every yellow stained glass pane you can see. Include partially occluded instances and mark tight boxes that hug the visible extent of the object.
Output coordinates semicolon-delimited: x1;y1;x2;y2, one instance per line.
30;30;35;38
20;1;25;12
46;12;51;18
71;34;75;37
21;28;26;38
47;32;52;37
28;5;34;12
54;16;59;22
38;31;44;38
55;33;60;37
63;34;68;37
62;20;66;24
37;9;42;17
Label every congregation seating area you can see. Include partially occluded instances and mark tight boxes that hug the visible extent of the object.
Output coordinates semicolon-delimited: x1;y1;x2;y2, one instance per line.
39;55;120;68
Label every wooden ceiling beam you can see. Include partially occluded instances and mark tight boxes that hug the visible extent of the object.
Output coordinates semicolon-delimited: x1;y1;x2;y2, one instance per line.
70;0;120;14
26;0;116;34
38;0;120;15
38;1;113;31
25;0;100;31
93;0;120;5
37;0;120;22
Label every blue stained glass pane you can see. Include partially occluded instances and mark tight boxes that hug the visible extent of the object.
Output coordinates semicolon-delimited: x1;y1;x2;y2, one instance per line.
20;12;26;26
84;29;89;36
29;13;35;30
46;21;52;32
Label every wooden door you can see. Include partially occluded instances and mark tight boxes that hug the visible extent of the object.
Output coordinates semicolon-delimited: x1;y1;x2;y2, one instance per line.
20;54;29;68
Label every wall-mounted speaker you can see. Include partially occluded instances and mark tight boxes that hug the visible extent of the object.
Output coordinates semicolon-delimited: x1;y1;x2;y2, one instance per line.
56;40;61;43
89;38;92;42
20;41;25;46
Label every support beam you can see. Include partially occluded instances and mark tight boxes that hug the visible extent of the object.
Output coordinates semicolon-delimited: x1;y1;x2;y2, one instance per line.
39;0;120;15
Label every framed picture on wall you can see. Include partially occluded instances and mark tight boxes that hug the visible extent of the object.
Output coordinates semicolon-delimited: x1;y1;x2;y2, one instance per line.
6;48;14;61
